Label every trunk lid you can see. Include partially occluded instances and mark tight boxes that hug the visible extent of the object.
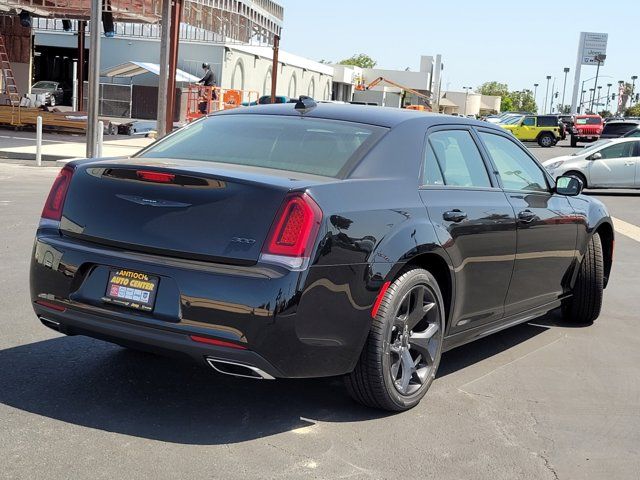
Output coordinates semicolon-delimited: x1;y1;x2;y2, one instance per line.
61;158;331;264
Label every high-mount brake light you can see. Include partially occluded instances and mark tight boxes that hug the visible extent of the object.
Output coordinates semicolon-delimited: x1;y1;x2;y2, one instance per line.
41;165;74;221
261;193;323;269
136;170;176;183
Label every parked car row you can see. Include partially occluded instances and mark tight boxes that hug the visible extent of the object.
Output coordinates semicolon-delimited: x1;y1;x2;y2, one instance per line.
544;137;640;189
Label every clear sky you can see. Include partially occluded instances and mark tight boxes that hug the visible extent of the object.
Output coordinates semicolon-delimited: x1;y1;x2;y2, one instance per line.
277;0;638;97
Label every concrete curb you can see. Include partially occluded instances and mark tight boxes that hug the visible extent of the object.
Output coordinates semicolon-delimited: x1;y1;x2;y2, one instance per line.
0;151;70;162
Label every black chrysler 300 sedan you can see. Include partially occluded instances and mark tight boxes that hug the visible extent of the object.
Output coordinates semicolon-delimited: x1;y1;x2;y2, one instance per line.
30;101;614;411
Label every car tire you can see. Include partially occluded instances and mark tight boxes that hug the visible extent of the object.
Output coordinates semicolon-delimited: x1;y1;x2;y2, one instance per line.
565;171;587;189
562;233;604;324
570;136;578;147
344;268;445;411
538;132;554;147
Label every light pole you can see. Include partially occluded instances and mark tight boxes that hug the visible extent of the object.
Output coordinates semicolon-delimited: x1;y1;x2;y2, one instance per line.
549;77;556;113
561;67;570;113
463;86;472;116
606;83;612;111
596;85;602;111
543;75;551;114
579;90;586;113
631;76;638;106
588;89;595;113
589;54;606;113
533;83;539;113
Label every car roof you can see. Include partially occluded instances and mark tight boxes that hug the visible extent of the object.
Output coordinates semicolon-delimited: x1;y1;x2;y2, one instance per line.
606;119;640;125
213;102;494;129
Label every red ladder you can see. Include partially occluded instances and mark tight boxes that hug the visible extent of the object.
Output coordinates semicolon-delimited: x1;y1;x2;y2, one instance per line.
0;34;21;108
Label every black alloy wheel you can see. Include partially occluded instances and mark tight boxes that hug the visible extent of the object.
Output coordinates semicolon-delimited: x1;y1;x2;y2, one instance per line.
345;268;444;411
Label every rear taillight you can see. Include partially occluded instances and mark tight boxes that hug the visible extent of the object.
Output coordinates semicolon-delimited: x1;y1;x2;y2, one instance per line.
261;193;322;269
41;165;74;221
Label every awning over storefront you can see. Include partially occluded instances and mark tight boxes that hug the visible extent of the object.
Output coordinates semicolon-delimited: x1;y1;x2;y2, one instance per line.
101;61;200;83
438;97;458;108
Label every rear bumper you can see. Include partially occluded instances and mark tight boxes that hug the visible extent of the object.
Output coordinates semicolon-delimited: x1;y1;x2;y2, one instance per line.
30;233;376;378
34;303;283;378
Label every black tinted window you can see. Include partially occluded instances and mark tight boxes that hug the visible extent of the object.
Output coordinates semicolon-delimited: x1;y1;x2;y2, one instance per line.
603;123;639;136
140;115;386;178
428;130;491;188
537;116;558;127
479;132;548;192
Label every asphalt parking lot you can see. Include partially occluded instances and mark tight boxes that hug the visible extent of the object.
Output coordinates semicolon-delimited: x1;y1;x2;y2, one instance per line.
1;143;639;480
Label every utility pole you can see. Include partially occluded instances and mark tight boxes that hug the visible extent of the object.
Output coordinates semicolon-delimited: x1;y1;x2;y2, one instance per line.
549;77;556;113
631;75;638;106
270;34;280;104
543;75;551;114
166;0;183;134
606;83;612;111
533;83;539;112
77;21;86;111
597;85;602;111
86;0;102;158
157;0;171;137
561;67;570;112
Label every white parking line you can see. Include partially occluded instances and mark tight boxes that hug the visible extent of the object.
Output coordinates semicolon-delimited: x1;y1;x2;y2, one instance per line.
613;217;640;243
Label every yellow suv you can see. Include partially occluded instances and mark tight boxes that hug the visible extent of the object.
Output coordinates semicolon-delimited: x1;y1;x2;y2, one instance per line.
500;115;563;147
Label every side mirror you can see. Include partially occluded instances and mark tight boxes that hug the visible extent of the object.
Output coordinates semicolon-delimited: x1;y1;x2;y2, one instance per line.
556;175;583;196
589;152;602;161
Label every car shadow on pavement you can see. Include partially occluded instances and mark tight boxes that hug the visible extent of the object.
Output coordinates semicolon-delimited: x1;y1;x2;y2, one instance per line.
437;321;550;377
0;319;558;445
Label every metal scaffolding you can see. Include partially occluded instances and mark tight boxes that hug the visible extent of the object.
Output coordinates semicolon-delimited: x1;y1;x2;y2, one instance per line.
1;0;282;44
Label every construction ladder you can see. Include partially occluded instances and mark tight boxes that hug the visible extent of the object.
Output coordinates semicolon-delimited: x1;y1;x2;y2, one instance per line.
0;33;22;125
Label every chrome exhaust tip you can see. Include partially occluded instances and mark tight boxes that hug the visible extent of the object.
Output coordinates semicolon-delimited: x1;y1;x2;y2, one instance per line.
40;317;61;332
205;357;274;380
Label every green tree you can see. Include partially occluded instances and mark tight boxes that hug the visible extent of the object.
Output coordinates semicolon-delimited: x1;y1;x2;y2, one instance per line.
625;104;640;117
507;89;537;113
338;53;377;69
599;110;613;118
476;81;509;97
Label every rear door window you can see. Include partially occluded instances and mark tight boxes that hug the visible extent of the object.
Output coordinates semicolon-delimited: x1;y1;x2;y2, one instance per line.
427;130;491;188
139;115;387;178
599;141;635;159
537;116;558;127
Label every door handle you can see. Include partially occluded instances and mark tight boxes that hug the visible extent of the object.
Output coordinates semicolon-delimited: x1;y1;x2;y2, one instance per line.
443;209;467;223
518;210;536;223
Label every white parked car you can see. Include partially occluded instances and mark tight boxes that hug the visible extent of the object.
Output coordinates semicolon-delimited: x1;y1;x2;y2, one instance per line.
542;137;640;189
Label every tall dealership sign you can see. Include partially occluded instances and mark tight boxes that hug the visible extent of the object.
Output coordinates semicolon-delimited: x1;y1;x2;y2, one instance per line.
570;32;608;114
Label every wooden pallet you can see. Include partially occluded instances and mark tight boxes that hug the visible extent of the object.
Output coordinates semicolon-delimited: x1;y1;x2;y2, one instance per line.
0;105;87;132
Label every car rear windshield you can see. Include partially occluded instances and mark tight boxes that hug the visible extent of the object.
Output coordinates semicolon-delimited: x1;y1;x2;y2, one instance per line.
575;117;602;125
139;114;387;177
603;123;639;136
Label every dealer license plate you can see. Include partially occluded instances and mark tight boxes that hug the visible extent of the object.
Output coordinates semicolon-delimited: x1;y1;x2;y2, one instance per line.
104;269;159;311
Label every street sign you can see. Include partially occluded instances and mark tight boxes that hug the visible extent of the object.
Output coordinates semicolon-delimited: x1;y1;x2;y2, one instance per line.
580;32;608;65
